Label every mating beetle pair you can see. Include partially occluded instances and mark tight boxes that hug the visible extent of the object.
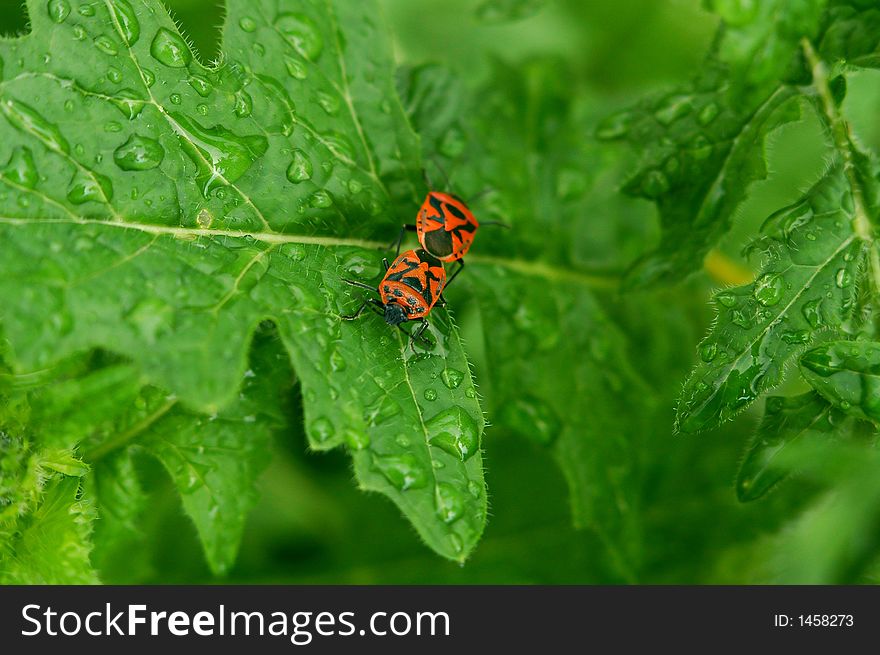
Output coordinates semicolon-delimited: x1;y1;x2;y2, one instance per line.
343;189;498;346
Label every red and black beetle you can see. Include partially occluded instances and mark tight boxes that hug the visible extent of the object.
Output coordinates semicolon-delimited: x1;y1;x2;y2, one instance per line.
343;248;447;346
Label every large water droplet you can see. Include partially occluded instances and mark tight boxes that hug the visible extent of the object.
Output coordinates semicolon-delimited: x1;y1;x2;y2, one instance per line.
309;190;333;208
423;388;438;401
274;13;324;60
188;75;213;97
753;273;783;306
109;0;140;45
435;483;466;524
2;146;38;189
310;417;334;443
107;67;123;84
150;27;192;68
94;35;119;56
1;98;70;154
716;292;736;308
108;89;146;119
802;298;823;328
113;134;165;171
426;406;480;461
239;16;257;32
284;55;307;79
700;342;718;362
316;90;340;115
67;170;113;204
835;268;853;288
47;0;70;23
287;149;312;184
78;3;95;16
441;368;464;389
233;90;253;118
372;453;428;491
169;112;268;197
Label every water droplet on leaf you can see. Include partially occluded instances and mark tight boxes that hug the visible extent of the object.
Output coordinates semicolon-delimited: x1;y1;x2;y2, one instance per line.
150;27;193;68
753;273;783;306
372;454;428;491
426;406;480;461
2;146;38;189
48;0;70;23
310;417;334;443
233;90;253;117
274;13;324;60
435;483;466;524
109;0;140;45
441;368;464;389
113;134;165;171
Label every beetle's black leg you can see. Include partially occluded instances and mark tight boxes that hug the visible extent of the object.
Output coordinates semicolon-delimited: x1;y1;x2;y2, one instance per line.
342;298;385;321
445;259;465;288
343;279;377;292
387;224;418;257
341;300;369;320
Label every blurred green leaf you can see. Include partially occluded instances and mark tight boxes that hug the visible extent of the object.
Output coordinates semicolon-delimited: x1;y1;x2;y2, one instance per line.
737;392;848;501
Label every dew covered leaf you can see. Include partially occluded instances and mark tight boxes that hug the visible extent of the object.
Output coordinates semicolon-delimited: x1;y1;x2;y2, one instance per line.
736;392;853;501
800;340;880;424
676;165;866;433
0;0;486;562
599;0;880;288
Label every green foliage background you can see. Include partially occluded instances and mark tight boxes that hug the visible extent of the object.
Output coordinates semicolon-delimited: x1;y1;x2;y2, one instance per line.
2;0;880;584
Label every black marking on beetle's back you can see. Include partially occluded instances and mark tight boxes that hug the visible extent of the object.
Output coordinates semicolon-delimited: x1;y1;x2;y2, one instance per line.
444;202;467;220
425;228;454;257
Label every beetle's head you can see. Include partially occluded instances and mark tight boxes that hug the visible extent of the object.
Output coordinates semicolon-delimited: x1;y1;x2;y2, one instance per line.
384;302;408;326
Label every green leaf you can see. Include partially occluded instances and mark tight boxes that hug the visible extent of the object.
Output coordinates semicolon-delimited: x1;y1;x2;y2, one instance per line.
800;340;880;423
736;392;851;501
600;0;880;287
764;440;880;583
0;0;485;560
676;164;865;433
0;476;99;584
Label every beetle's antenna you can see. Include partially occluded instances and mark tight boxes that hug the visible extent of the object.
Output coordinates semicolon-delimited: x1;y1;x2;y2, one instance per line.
468;186;495;204
480;220;511;229
429;156;452;190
